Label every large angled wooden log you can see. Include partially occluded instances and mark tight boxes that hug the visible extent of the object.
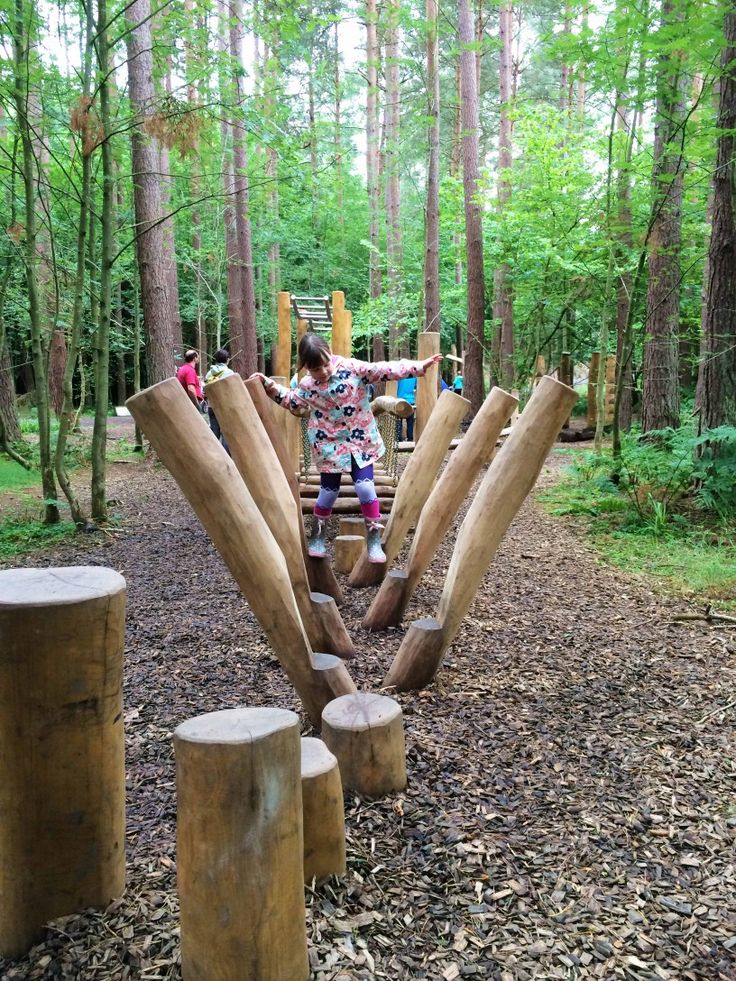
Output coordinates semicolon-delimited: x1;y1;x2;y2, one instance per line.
245;376;343;604
349;389;470;588
384;376;577;691
364;387;518;629
415;332;440;441
370;395;413;418
127;379;348;727
176;708;308;980
207;375;354;659
0;567;126;958
274;291;292;379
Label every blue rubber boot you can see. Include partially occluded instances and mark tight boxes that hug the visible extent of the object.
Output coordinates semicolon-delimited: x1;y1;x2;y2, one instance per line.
308;516;328;558
365;521;386;564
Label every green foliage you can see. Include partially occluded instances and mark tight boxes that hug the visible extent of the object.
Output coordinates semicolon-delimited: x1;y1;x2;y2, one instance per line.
0;517;77;559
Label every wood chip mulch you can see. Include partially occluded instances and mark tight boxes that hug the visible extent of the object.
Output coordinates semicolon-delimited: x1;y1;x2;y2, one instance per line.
1;453;734;981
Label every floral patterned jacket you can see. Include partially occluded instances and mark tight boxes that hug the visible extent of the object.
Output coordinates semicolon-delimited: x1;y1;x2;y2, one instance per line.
267;355;427;473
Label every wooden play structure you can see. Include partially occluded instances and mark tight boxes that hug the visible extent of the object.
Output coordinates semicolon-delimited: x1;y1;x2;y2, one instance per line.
0;567;126;958
301;737;346;882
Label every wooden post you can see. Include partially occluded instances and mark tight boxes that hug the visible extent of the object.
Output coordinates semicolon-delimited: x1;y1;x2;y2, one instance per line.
331;291;350;357
296;319;308;380
301;738;346;882
334;535;365;574
384;376;578;692
364;387;518;629
274;291;292;380
370;395;413;418
245;376;344;604
560;352;573;427
349;389;470;588
587;352;600;427
0;567;126;958
127;379;348;726
384;379;398;398
175;708;308;981
415;331;440;441
206;375;355;659
321;693;407;798
338;516;366;539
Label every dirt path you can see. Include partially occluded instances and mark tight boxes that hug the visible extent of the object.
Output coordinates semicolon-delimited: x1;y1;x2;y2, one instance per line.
1;454;734;980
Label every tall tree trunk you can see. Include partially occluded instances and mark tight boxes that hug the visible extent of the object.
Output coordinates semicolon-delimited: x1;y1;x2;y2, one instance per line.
366;0;384;361
451;60;463;292
91;0;114;522
697;3;736;429
229;0;258;376
184;0;206;370
493;1;514;389
642;0;687;432
385;0;403;357
12;0;58;522
126;0;174;384
0;336;20;444
459;0;485;414
334;22;344;242
265;39;281;319
424;0;440;335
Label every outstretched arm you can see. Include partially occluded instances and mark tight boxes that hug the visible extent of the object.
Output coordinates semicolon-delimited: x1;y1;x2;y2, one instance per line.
249;373;309;415
346;353;443;384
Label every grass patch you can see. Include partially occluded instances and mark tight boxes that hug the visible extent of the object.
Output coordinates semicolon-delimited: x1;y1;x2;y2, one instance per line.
0;517;78;559
0;457;39;493
539;470;736;609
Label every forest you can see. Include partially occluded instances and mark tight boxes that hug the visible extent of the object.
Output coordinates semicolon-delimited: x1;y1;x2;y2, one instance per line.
0;0;734;530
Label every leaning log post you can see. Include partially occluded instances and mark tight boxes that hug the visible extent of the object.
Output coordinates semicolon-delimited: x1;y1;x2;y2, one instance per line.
364;387;518;629
301;738;346;882
175;708;308;981
415;331;440;441
245;376;343;604
331;290;350;357
207;375;354;658
384;376;577;691
0;567;126;958
274;291;292;379
127;379;347;726
349;389;470;588
321;693;407;798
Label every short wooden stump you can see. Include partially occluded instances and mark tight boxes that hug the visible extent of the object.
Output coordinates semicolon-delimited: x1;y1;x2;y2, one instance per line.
321;692;407;798
334;535;365;575
301;738;346;882
338;516;366;539
0;566;126;958
175;707;308;981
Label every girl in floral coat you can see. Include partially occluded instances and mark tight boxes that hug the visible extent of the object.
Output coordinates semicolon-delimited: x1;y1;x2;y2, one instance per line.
253;333;442;563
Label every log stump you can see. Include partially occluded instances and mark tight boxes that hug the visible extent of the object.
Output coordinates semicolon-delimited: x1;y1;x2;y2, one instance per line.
311;653;358;709
301;738;346;882
334;535;365;575
175;707;308;981
338;516;366;539
321;693;407;798
0;566;126;958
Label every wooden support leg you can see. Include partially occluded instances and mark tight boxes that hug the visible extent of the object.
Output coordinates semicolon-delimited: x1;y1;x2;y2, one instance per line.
245;376;344;604
301;738;346;882
311;653;358;704
334;535;366;574
207;375;354;658
127;379;347;727
175;708;308;981
415;331;440;441
384;376;578;692
321;693;407;798
349;390;470;588
363;387;518;629
0;567;126;958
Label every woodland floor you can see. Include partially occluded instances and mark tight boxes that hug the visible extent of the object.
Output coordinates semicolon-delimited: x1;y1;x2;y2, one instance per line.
1;441;735;981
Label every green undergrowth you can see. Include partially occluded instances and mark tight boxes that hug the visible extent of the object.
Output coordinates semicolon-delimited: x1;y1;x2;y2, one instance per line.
0;517;78;559
540;439;736;610
0;456;39;494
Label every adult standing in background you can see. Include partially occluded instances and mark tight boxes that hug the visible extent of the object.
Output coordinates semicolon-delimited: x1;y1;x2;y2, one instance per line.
204;349;234;449
452;372;464;394
396;375;417;441
177;350;204;409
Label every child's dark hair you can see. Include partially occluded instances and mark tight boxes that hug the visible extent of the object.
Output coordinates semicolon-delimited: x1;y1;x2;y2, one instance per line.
297;333;331;370
214;348;230;363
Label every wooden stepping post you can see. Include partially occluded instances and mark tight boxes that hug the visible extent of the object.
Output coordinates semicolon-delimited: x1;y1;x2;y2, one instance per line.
349;389;470;588
127;379;352;727
245;376;343;604
334;535;365;574
321;693;407;798
301;738;346;882
338;516;366;538
384;376;578;692
207;374;355;659
175;708;308;981
364;387;518;629
0;567;126;958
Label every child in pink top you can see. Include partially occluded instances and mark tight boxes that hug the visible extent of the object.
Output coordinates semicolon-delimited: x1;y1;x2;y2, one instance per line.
253;333;441;563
